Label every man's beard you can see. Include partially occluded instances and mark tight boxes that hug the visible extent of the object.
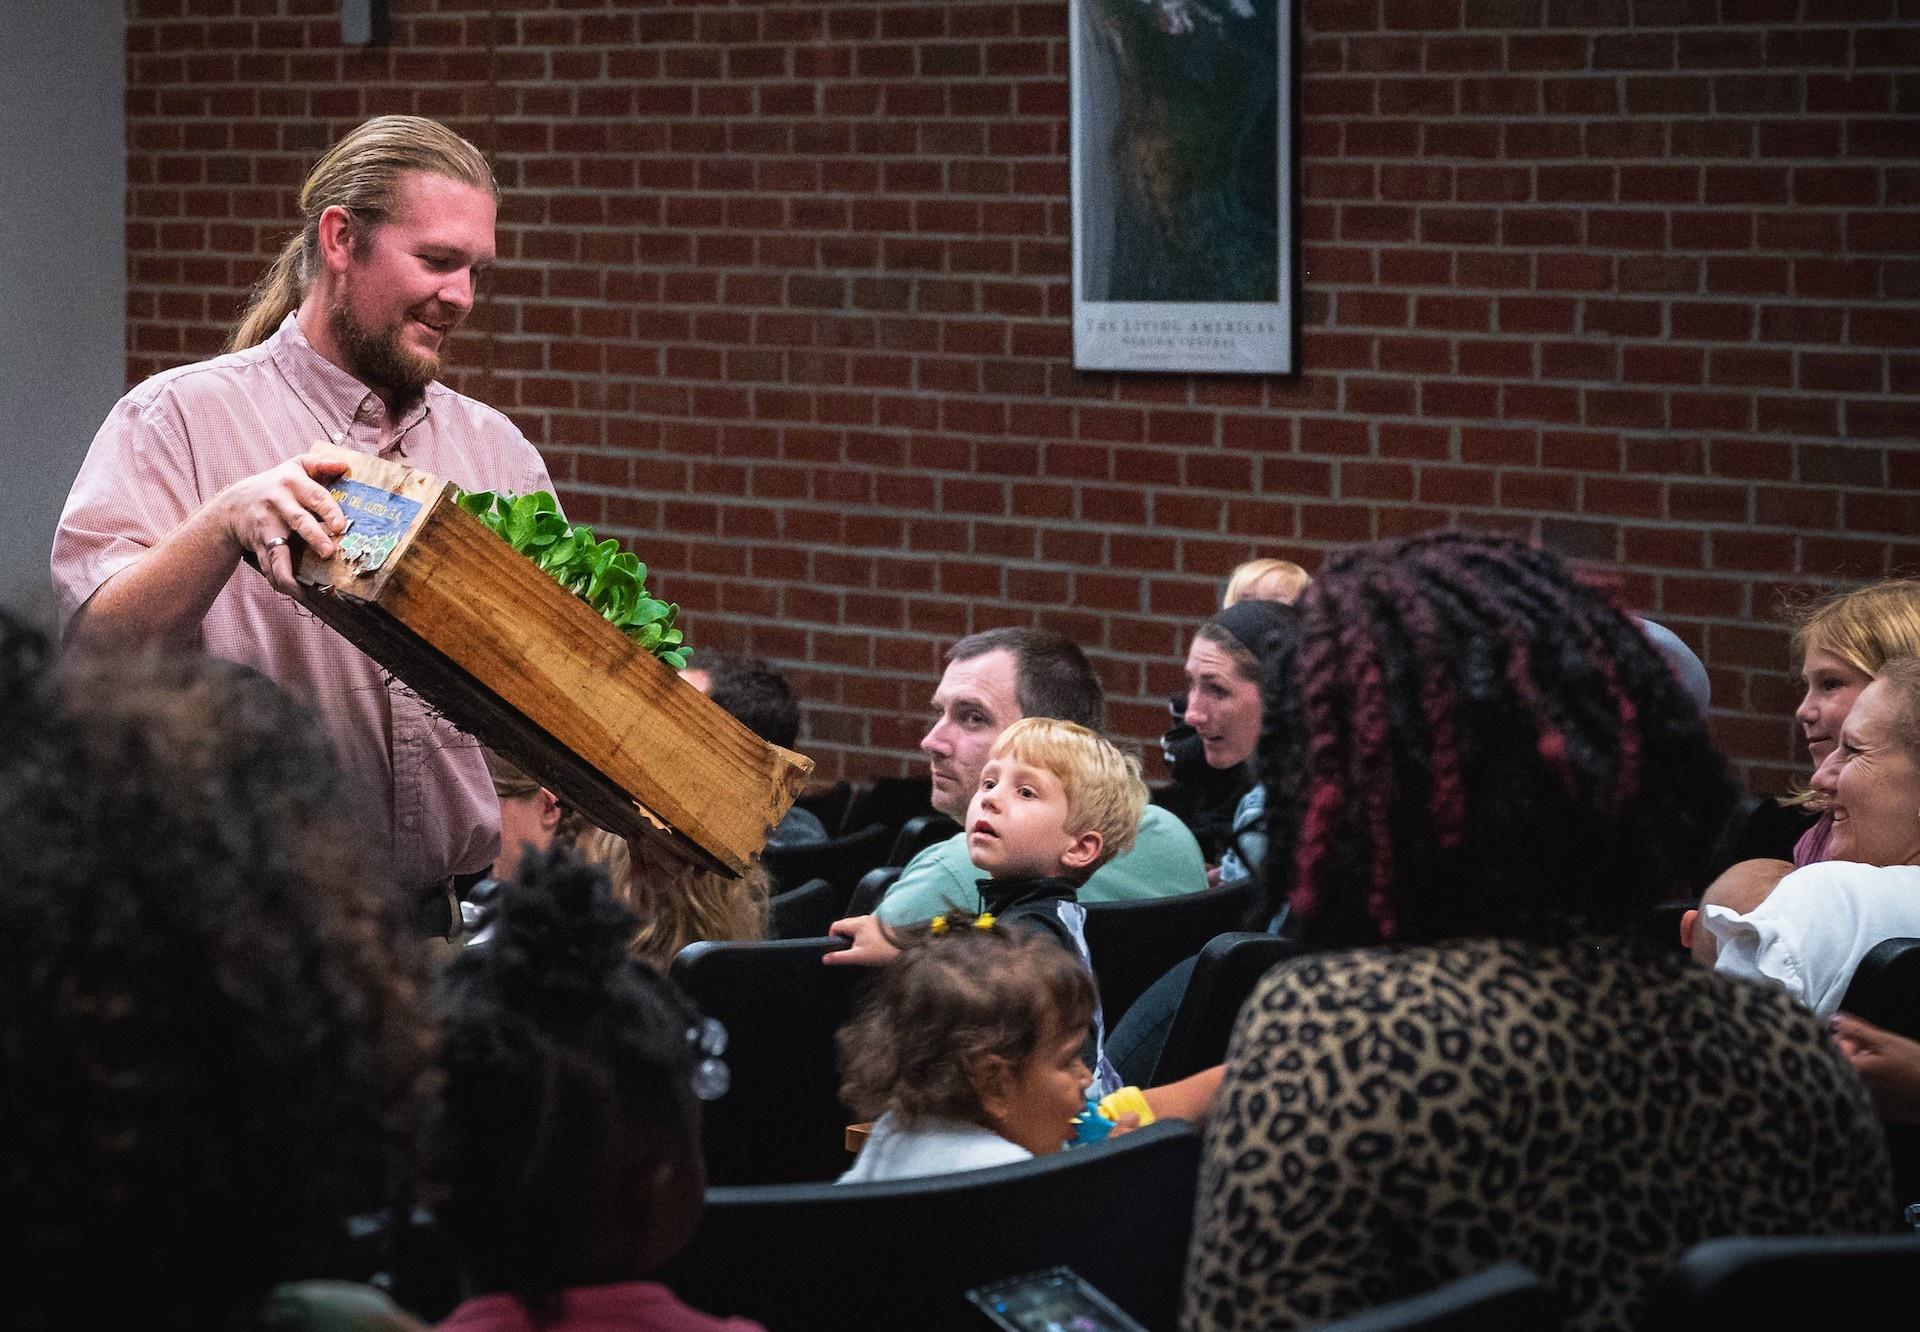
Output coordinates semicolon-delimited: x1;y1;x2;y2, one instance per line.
328;287;440;417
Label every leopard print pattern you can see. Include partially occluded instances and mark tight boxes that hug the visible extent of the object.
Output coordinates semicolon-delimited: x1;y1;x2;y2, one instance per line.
1181;937;1895;1332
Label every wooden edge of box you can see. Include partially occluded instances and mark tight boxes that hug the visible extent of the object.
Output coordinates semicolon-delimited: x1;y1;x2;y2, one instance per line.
373;497;811;868
289;443;811;875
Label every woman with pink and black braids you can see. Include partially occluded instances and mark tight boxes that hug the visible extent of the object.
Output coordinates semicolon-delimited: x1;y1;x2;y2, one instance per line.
1182;531;1895;1332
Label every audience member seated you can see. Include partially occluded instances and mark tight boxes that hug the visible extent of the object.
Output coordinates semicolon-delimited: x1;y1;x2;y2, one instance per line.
1163;559;1311;859
1699;659;1920;1018
1222;557;1311;608
829;718;1148;1093
876;628;1206;924
1181;600;1298;891
683;653;827;848
836;914;1100;1183
434;852;762;1332
1704;580;1920;902
575;824;769;970
0;614;435;1331
484;749;587;880
1181;532;1894;1332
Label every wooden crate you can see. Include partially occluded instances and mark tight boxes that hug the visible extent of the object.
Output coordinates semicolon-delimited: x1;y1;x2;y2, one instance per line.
293;443;810;876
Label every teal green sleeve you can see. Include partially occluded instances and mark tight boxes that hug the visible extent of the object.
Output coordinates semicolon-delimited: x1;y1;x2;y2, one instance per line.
874;807;1209;922
1077;805;1209;904
873;834;982;924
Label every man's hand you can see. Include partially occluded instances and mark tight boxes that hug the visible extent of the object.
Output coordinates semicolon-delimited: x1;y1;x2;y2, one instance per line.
824;914;901;967
71;449;354;648
216;451;352;595
1832;1012;1920;1124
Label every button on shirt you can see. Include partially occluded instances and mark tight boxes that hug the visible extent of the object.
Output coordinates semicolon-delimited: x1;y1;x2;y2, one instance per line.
53;313;553;889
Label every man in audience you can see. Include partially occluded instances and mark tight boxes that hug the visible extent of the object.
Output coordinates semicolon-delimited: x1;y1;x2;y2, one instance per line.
876;628;1208;924
684;653;828;847
53;116;551;921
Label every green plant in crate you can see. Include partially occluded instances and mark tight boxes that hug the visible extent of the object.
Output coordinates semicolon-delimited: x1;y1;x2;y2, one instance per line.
455;489;690;669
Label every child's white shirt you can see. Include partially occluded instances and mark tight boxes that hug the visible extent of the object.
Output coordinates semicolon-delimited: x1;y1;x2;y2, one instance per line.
1705;860;1920;1019
836;1110;1030;1184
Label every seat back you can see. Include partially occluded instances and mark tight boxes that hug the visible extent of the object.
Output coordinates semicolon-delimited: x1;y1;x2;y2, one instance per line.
1150;930;1304;1084
669;936;871;1185
793;779;853;838
887;812;961;867
659;1120;1203;1332
1081;878;1260;1027
1310;1263;1559;1332
1643;1234;1920;1331
1838;937;1920;1204
841;775;935;843
846;864;904;918
765;876;837;940
760;820;891;900
1839;936;1920;1036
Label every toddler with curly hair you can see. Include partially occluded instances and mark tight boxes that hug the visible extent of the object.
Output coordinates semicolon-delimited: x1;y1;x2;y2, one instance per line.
837;913;1099;1183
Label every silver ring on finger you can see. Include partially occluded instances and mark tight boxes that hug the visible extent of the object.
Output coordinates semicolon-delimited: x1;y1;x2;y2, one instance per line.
264;536;289;550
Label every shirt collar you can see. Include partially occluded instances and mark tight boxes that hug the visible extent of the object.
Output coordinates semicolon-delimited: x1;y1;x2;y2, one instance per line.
266;311;433;451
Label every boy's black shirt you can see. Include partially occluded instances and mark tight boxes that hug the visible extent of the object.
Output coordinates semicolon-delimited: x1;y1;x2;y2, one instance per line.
974;873;1081;957
975;873;1103;1069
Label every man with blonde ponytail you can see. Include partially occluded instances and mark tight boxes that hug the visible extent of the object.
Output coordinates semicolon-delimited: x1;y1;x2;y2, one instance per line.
53;116;553;925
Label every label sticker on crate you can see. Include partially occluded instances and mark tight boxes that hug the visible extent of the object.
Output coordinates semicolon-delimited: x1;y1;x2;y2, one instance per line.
329;479;423;575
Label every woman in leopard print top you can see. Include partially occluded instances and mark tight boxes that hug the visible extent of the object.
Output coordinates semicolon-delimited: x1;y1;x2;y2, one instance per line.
1182;533;1894;1332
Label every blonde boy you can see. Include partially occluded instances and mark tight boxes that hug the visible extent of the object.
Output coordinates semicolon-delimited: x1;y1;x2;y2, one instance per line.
829;718;1147;966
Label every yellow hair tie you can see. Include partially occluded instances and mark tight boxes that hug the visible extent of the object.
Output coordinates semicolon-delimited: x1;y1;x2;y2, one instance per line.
928;913;994;936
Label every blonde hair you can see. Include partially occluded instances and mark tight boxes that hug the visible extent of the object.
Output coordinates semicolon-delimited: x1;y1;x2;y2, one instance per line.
989;718;1147;871
1223;558;1310;608
1780;579;1920;802
574;827;769;969
227;116;496;352
1789;578;1920;679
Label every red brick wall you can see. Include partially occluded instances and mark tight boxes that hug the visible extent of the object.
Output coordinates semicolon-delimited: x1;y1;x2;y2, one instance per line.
125;0;1920;792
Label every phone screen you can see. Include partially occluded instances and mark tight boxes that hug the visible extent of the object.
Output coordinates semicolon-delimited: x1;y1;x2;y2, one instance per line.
965;1267;1150;1332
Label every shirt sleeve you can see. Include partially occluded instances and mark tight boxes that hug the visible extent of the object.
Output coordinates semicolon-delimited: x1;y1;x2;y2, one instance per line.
873;836;977;924
1707;862;1920;1020
52;390;203;631
1704;902;1812;1010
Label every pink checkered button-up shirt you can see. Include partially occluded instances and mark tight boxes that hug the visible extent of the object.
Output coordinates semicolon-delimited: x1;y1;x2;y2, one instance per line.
53;314;553;890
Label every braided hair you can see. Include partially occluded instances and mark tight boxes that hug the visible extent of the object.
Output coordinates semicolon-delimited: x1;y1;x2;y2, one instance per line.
432;849;709;1312
1261;531;1734;948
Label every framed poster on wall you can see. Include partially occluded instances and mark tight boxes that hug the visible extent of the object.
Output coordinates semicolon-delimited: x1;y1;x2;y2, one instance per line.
1070;0;1297;374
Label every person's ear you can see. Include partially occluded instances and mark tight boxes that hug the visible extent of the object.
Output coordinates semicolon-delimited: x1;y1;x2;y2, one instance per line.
1679;908;1697;950
973;1054;1014;1125
1059;828;1104;873
315;204;361;275
537;788;563;833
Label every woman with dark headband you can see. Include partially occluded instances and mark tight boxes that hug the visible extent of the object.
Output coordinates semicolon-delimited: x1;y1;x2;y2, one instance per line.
1180;598;1298;890
1182;532;1895;1332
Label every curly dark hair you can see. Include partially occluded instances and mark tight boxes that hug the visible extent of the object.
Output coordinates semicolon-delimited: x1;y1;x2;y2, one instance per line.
1260;531;1735;948
432;849;708;1312
838;912;1096;1125
0;613;434;1332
